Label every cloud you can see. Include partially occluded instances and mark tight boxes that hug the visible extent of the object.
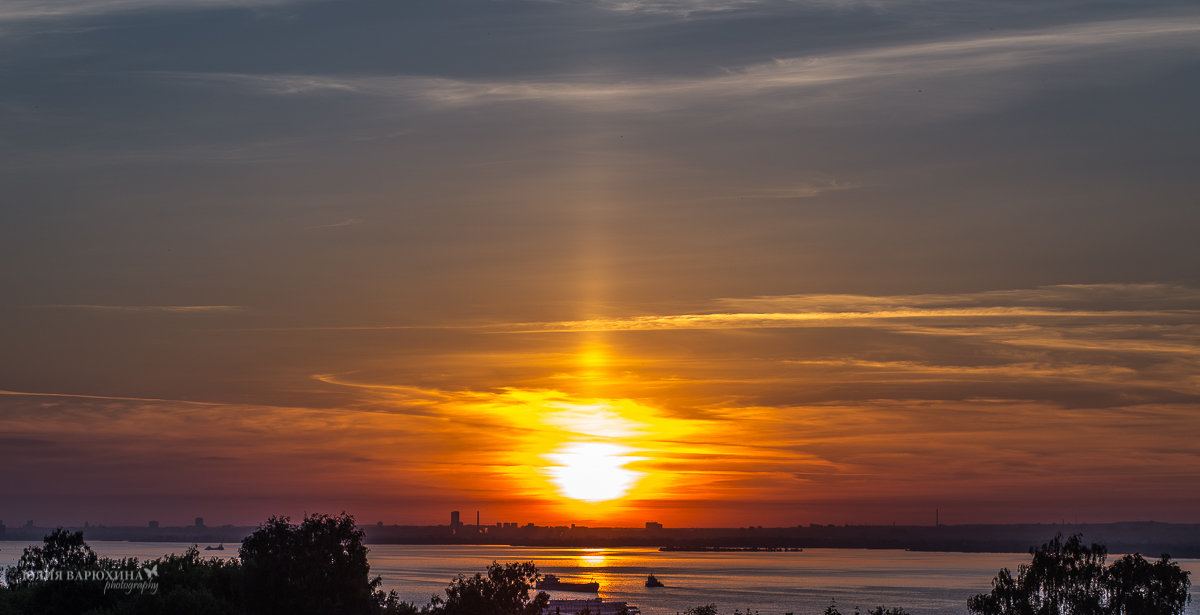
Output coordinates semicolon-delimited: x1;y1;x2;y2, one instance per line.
0;0;299;23
312;218;362;229
715;283;1200;312
6;278;1199;524
721;176;855;200
0;388;224;406
0;388;472;503
1;137;323;170
165;14;1200;118
40;304;244;313
584;0;775;16
482;283;1198;331
567;0;926;18
492;307;1185;333
0;436;56;448
408;283;1197;417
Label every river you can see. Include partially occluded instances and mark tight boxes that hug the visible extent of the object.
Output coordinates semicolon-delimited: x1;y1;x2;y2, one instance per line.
2;542;1196;615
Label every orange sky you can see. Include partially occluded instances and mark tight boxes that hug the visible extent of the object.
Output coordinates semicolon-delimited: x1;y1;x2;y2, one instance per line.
3;284;1199;527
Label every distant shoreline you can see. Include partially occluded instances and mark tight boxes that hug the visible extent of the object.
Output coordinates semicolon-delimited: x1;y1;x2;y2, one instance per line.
4;521;1199;558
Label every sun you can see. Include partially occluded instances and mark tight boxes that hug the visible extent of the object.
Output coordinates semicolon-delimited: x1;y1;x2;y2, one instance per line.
547;442;642;502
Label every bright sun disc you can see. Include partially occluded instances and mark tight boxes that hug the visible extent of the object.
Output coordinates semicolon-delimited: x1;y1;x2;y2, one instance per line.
547;442;641;502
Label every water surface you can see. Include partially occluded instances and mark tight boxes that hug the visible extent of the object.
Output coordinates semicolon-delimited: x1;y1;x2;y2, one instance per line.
2;542;1196;615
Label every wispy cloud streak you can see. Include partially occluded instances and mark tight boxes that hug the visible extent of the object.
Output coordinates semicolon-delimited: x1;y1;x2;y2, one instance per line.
0;0;298;22
167;15;1200;116
312;218;362;229
495;307;1197;333
41;304;244;313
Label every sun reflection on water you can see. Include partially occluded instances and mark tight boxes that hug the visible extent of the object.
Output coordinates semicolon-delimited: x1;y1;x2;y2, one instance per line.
577;548;608;566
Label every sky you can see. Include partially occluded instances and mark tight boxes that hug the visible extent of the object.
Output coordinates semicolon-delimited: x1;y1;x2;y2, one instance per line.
2;0;1199;529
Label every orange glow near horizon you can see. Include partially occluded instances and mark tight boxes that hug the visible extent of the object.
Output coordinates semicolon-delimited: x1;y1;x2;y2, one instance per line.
546;441;643;502
10;286;1197;527
519;380;680;514
531;337;661;509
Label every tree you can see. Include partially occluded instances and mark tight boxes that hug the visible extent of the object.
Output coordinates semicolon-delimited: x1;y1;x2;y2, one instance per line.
239;512;381;615
1104;553;1190;615
968;534;1191;615
377;590;426;615
823;601;909;615
101;547;244;615
0;530;247;615
428;561;548;615
684;606;719;615
1;516;416;615
3;529;99;588
1;529;111;615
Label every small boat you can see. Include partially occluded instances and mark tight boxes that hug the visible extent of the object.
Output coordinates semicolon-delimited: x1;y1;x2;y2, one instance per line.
645;574;665;588
204;544;224;551
536;573;599;593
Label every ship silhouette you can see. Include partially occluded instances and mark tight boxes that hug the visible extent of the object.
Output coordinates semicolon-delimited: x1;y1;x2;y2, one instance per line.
536;573;599;593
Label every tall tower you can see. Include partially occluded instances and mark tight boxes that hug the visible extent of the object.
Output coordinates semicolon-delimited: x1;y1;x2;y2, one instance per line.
450;510;461;529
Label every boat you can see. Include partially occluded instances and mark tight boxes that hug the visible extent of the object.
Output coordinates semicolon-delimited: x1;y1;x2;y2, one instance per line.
546;598;640;614
535;573;599;593
645;574;665;588
204;544;224;551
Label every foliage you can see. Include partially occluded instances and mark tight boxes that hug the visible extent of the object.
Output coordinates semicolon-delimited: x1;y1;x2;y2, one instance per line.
99;547;244;615
240;512;382;615
0;513;422;615
3;529;99;588
427;561;548;615
0;532;243;615
1104;552;1191;615
377;589;427;615
967;534;1191;615
684;605;719;615
0;528;112;615
823;601;909;615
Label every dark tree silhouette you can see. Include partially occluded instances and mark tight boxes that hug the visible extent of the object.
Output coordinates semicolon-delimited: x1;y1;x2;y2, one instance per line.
3;529;99;588
0;518;418;615
1104;552;1192;615
968;534;1191;615
1;529;110;615
428;561;548;615
822;601;909;615
112;546;244;615
239;512;381;615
